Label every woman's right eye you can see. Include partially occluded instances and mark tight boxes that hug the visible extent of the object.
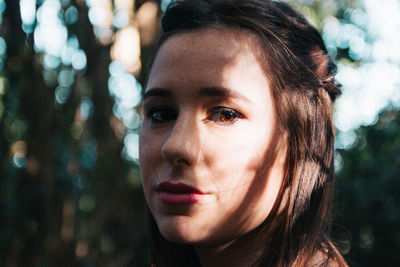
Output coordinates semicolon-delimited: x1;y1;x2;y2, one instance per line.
147;107;177;123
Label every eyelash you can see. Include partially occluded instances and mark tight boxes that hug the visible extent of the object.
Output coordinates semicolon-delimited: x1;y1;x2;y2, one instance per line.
147;106;177;124
208;106;243;125
146;106;243;125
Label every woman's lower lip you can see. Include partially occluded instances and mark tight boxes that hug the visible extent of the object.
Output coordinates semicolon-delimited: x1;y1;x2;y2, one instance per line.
157;191;202;204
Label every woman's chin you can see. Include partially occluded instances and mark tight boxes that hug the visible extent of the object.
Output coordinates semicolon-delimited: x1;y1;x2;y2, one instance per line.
156;217;208;244
159;224;199;244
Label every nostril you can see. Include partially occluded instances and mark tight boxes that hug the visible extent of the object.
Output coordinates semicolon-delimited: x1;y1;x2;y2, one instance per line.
160;141;193;166
176;158;190;166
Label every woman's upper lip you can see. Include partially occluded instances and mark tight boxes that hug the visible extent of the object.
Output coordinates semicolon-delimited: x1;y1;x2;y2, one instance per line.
156;181;205;194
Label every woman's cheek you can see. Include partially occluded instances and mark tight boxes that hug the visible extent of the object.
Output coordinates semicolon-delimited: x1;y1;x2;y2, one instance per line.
206;129;266;180
139;129;158;183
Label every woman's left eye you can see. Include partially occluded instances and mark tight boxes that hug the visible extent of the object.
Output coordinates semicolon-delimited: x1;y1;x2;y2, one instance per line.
208;107;243;125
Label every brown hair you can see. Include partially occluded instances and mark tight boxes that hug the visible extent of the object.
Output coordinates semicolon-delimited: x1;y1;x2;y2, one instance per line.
145;0;347;266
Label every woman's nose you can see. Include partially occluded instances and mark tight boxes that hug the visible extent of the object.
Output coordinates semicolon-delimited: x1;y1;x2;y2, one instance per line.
161;114;200;167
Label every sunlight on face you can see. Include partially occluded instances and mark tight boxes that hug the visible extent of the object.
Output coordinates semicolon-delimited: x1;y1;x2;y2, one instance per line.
139;28;287;249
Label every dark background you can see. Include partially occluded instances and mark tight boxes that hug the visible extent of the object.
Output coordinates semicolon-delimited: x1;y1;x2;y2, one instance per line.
0;0;399;266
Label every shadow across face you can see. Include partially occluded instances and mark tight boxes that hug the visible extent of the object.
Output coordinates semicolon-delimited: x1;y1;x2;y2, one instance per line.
139;27;288;253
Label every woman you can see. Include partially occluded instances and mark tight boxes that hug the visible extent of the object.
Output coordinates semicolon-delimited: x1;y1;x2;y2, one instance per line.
139;0;347;266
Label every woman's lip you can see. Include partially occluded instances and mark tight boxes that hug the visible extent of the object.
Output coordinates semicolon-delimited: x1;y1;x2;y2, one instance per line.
156;182;206;204
156;181;205;194
157;191;203;204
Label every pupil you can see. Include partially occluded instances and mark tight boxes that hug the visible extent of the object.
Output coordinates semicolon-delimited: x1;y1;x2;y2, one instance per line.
222;111;235;121
153;110;174;121
154;112;163;120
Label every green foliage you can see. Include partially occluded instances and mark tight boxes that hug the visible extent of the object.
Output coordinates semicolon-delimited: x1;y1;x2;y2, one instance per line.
334;109;400;266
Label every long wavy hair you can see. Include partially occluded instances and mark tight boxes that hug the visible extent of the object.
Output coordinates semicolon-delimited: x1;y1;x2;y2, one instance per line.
145;0;347;266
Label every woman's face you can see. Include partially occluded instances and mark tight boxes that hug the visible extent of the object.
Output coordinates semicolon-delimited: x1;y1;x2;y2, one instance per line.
139;28;287;247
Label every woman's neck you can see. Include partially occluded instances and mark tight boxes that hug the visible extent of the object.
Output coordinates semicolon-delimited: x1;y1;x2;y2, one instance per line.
194;224;270;267
194;194;288;266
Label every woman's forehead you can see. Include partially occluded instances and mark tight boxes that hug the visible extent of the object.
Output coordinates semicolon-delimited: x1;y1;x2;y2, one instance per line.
157;27;259;64
147;28;266;87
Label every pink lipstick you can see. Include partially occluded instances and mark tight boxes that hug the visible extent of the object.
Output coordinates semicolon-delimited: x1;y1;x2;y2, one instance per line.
156;182;205;204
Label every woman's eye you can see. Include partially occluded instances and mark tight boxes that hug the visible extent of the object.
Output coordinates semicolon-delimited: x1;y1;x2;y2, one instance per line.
209;107;242;125
147;107;177;123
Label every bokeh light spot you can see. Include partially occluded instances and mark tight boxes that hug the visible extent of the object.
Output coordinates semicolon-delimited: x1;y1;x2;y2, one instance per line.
110;26;141;74
93;26;113;45
11;140;28;156
43;69;58;86
108;60;125;77
20;0;37;26
58;69;74;87
55;86;72;104
161;0;172;12
113;11;129;29
65;6;79;24
79;97;94;120
11;141;28;168
0;0;5;14
60;0;70;7
71;49;87;71
335;130;357;150
0;77;6;94
0;36;7;58
34;0;68;56
43;53;61;69
123;132;139;162
13;153;26;168
75;240;89;258
88;7;105;26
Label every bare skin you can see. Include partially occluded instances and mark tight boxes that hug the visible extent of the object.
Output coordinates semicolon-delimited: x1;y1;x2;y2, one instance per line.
139;27;287;266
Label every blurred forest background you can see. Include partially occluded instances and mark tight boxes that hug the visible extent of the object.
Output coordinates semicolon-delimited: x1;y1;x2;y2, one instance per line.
0;0;399;266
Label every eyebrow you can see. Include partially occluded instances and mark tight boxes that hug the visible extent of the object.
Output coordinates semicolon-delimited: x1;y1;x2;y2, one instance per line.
143;88;173;100
143;86;250;103
198;87;250;103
